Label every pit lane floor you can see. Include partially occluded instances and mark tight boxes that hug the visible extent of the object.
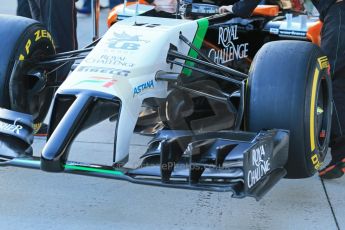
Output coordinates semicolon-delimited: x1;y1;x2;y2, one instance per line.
0;2;344;229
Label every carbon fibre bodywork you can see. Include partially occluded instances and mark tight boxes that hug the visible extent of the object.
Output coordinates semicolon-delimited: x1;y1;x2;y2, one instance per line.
0;6;328;201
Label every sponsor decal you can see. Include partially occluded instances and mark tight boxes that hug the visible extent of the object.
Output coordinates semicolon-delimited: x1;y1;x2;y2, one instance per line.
208;25;249;64
34;29;53;42
317;56;329;70
247;145;271;189
311;153;322;170
107;32;149;51
85;55;135;68
19;29;54;61
134;23;161;28
279;30;306;37
133;80;154;97
77;66;130;77
0;120;23;135
269;28;279;35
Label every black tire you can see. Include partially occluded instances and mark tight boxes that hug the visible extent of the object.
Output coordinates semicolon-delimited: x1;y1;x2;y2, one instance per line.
246;41;332;178
0;15;55;123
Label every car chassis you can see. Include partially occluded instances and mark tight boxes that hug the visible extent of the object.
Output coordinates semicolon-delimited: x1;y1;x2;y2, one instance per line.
0;4;331;201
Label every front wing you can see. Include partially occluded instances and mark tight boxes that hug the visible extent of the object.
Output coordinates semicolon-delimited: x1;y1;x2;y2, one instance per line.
0;107;289;201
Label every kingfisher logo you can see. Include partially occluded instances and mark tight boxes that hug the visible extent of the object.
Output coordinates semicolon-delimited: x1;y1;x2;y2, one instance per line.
133;80;154;97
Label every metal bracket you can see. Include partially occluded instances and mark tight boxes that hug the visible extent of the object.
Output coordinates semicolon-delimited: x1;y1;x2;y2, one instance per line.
92;0;101;40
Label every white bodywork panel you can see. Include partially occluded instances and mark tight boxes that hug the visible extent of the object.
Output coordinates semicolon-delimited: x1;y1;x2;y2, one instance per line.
58;16;199;162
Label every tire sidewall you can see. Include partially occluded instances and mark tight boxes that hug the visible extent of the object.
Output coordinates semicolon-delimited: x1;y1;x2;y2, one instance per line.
303;56;332;174
3;24;55;120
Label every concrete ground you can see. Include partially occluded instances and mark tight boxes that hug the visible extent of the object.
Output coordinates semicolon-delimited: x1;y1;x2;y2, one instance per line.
0;1;344;229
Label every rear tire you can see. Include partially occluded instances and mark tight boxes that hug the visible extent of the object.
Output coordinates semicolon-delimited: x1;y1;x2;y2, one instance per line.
0;15;55;123
246;41;332;178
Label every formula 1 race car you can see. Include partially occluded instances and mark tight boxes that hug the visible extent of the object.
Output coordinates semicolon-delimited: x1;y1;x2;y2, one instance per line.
0;1;332;200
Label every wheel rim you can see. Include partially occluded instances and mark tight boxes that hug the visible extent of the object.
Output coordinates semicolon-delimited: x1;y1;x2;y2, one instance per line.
315;75;331;156
11;43;55;122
